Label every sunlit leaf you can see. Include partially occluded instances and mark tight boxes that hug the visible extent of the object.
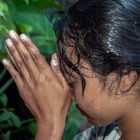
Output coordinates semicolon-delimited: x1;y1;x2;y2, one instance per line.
10;11;57;55
0;1;16;60
8;0;62;13
0;1;9;19
24;0;29;5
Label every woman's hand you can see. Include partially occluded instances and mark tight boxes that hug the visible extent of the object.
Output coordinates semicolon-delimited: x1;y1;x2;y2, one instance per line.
2;30;72;140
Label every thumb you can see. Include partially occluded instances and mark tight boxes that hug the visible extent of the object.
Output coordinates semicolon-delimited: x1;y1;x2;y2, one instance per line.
51;53;68;88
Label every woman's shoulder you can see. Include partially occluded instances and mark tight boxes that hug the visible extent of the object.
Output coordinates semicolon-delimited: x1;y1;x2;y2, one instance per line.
73;122;122;140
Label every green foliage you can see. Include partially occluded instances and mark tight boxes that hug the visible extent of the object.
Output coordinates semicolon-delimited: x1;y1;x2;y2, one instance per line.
1;131;11;140
0;0;85;139
0;1;16;61
0;94;8;107
0;111;21;128
0;1;8;19
0;68;21;140
27;121;37;135
64;103;85;140
0;0;61;61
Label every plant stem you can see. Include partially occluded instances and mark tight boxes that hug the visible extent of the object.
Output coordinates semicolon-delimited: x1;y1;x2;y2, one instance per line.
0;68;6;81
0;78;13;94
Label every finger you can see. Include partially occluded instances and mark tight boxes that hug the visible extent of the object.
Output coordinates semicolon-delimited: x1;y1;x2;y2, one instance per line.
5;39;33;84
5;46;15;64
8;30;40;80
5;46;22;73
2;59;31;104
51;53;69;88
19;34;53;74
2;59;24;89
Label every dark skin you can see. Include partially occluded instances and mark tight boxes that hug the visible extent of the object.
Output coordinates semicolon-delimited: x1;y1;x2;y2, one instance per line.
2;30;140;140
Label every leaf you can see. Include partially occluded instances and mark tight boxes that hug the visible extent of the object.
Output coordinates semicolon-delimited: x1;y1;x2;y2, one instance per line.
27;121;37;135
24;0;29;5
0;68;7;81
8;0;62;13
0;1;16;60
0;2;8;12
0;1;9;19
0;94;8;107
1;131;11;140
0;52;9;61
0;78;13;95
0;0;60;61
9;112;21;128
8;0;59;56
10;11;57;55
0;25;9;32
0;111;11;122
63;102;85;140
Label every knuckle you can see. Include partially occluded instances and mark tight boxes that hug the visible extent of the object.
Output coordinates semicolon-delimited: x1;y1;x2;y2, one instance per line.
14;41;19;46
32;51;40;62
39;75;48;82
34;73;40;81
38;74;51;84
22;53;30;61
32;48;40;55
9;47;15;54
12;40;20;47
29;82;35;88
17;60;24;68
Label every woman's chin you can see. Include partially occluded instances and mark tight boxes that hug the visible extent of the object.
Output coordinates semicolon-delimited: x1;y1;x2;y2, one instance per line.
76;105;107;127
86;117;106;127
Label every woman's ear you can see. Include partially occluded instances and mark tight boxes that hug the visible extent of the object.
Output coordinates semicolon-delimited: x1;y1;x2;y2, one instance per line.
120;71;138;93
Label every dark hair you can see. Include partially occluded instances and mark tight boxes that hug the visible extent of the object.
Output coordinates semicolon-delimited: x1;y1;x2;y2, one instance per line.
54;0;140;93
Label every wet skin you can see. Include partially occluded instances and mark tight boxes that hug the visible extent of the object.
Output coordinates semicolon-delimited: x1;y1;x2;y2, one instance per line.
2;30;140;140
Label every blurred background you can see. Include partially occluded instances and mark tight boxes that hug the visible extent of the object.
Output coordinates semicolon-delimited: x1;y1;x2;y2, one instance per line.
0;0;87;140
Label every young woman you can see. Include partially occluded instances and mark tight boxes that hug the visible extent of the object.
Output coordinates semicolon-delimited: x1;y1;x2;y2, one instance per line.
2;0;140;140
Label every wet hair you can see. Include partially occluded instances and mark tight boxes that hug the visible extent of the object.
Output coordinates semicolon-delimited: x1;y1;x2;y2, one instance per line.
53;0;140;93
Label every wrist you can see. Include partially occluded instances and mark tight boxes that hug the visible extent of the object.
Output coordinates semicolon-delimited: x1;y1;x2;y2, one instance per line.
35;118;65;140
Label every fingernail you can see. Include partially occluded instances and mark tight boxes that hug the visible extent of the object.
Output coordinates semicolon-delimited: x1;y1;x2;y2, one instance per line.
2;59;10;65
52;59;59;66
5;39;13;48
9;30;18;40
54;53;58;59
20;34;29;42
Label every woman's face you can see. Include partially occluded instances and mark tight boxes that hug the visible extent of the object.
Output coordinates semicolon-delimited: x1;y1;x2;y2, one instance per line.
63;47;129;127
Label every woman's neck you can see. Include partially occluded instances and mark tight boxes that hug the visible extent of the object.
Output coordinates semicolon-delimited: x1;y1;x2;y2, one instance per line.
117;102;140;140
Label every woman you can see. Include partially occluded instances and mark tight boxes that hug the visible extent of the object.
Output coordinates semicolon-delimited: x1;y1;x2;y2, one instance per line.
2;0;140;139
